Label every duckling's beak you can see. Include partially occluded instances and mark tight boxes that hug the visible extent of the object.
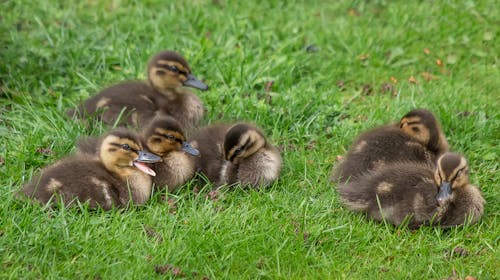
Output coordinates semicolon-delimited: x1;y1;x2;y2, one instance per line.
183;74;209;91
436;181;452;205
133;151;162;176
182;141;200;156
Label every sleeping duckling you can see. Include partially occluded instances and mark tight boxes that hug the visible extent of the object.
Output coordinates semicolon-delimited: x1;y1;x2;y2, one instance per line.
142;116;199;192
68;50;208;128
331;108;448;183
337;153;485;228
22;129;162;210
190;123;282;188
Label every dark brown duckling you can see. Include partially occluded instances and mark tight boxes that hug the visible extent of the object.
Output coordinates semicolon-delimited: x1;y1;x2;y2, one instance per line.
190;123;282;188
337;153;485;228
68;50;208;128
22;129;162;210
142;116;199;192
331;108;448;183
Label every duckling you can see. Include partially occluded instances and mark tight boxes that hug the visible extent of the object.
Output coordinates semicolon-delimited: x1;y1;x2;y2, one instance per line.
142;116;200;192
331;108;448;183
190;123;282;188
22;129;162;210
337;153;485;228
68;50;209;128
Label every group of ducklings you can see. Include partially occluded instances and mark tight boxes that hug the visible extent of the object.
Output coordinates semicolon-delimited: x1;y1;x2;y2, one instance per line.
21;50;282;210
331;109;485;228
21;50;485;229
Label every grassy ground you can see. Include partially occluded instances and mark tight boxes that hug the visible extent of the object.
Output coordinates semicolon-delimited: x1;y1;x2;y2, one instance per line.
1;0;499;279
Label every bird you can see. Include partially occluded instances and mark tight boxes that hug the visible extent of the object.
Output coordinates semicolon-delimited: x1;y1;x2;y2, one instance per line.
141;116;200;192
68;50;209;128
21;129;162;210
331;108;449;183
190;123;282;188
337;152;485;228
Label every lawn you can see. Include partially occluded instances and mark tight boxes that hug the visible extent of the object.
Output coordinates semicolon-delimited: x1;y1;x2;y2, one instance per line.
1;0;499;279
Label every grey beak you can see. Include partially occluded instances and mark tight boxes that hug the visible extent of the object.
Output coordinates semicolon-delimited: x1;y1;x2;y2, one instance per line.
436;181;452;204
182;141;200;156
136;150;162;163
183;73;209;91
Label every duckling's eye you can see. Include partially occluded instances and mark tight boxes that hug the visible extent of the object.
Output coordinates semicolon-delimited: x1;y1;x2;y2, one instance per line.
166;135;175;141
412;127;420;132
169;65;179;73
121;144;131;150
234;147;242;155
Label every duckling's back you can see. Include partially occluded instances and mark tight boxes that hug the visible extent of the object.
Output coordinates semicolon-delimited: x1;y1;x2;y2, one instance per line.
338;162;438;228
69;82;160;127
332;125;435;183
190;124;232;183
22;156;126;210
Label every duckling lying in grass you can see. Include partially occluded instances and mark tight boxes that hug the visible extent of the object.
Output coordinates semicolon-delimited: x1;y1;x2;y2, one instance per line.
190;123;282;188
142;116;199;192
331;108;449;183
68;50;208;128
337;153;485;228
22;129;162;210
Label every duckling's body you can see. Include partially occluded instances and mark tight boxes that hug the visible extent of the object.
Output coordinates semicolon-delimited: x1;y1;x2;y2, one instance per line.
337;153;485;228
191;123;282;188
142;116;199;192
22;129;161;209
332;109;448;183
68;50;208;128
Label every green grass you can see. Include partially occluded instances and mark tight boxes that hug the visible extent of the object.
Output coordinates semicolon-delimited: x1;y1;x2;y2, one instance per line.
1;0;499;279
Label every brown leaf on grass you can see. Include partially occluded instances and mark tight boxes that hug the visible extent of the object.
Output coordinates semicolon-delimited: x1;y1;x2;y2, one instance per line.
390;76;398;84
357;53;370;61
361;84;373;95
453;246;470;257
154;264;172;275
167;198;177;214
0;157;4;166
348;8;360;17
408;76;418;84
204;31;212;38
436;59;443;67
306;140;317;150
336;155;344;162
112;65;122;71
264;80;274;92
206;190;219;201
458;111;471;118
423;48;431;55
143;225;163;243
465;276;477;280
36;147;53;156
380;83;396;96
337;80;346;91
421;71;438;81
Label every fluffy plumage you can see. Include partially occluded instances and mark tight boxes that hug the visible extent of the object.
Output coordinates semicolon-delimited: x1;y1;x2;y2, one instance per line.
337;153;485;228
190;123;282;188
68;50;208;128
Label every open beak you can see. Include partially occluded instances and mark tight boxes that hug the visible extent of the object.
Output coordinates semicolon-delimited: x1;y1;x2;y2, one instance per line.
183;74;209;91
436;181;452;205
182;141;200;156
133;151;162;176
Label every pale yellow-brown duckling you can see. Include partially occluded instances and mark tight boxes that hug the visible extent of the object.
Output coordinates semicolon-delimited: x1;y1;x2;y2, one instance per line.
331;108;449;183
22;129;162;209
68;50;208;128
337;153;485;228
142;116;199;192
190;123;282;188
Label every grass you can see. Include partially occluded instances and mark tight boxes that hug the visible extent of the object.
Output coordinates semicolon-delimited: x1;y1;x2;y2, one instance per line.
1;0;499;279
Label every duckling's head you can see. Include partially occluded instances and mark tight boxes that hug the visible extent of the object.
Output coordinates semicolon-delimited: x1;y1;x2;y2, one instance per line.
434;153;470;206
143;116;199;157
224;124;266;165
399;108;448;155
100;129;162;178
147;50;208;93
